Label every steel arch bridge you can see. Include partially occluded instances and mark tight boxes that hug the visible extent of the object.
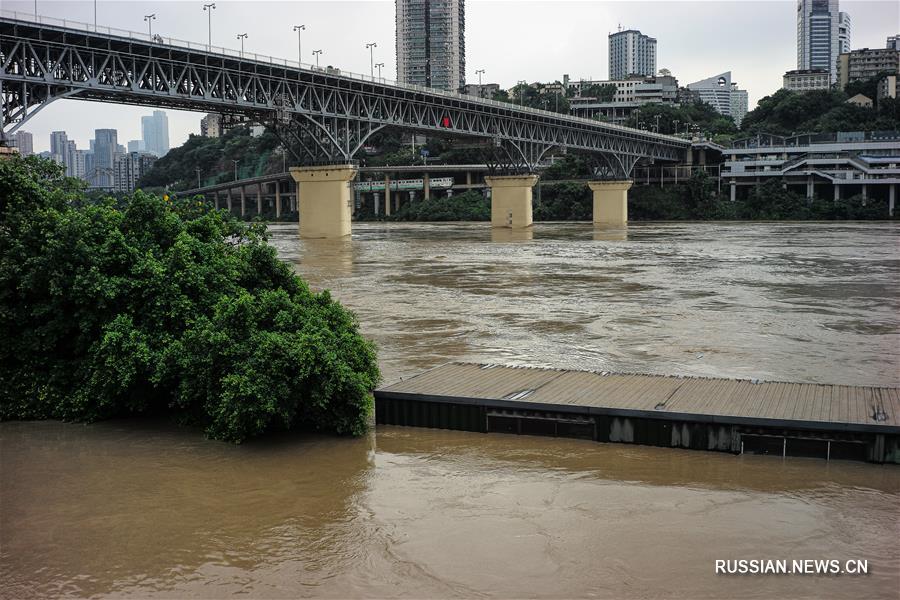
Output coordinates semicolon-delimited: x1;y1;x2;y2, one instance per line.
0;14;689;176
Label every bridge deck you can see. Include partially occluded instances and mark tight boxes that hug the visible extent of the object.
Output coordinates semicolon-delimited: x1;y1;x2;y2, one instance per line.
376;362;900;434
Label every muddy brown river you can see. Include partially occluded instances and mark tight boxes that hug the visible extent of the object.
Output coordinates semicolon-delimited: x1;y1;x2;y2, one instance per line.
2;222;899;598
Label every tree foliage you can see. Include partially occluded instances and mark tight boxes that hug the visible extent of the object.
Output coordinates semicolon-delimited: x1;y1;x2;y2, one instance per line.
627;101;739;137
740;88;900;135
1;156;379;443
139;126;282;191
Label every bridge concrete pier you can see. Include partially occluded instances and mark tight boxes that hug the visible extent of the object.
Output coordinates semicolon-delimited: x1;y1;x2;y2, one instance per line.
290;165;357;238
588;180;632;228
485;174;539;229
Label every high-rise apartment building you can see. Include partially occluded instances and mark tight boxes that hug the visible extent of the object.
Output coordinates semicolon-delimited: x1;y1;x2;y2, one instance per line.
50;131;69;169
797;0;841;83
395;0;466;91
141;110;169;157
888;35;900;51
92;129;119;189
837;46;900;90
114;152;158;193
837;12;851;54
200;113;222;138
686;72;749;127
14;131;33;156
608;29;657;80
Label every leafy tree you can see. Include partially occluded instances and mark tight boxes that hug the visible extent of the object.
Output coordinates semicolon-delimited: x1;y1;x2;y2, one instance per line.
380;190;490;221
580;83;618;102
139;127;281;191
0;156;379;443
627;102;738;136
534;182;591;220
739;85;900;135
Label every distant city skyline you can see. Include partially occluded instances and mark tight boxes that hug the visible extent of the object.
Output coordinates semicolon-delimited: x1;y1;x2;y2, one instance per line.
6;0;897;153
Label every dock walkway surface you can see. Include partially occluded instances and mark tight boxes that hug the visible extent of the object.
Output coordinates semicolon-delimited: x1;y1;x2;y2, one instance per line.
374;363;900;463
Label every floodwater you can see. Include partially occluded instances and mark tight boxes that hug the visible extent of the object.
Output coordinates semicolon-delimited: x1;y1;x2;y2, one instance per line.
2;222;899;599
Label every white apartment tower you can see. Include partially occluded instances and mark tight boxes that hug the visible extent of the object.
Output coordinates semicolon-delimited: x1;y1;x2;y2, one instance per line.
608;29;657;80
395;0;466;92
838;11;851;55
797;0;842;83
687;72;749;127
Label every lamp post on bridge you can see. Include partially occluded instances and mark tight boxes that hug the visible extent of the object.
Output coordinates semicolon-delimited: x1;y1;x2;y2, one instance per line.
203;3;216;48
237;33;248;57
375;62;384;78
475;69;485;97
673;119;680;137
232;160;239;181
654;114;661;133
293;25;305;65
366;42;377;77
312;49;322;68
196;167;202;189
144;14;156;37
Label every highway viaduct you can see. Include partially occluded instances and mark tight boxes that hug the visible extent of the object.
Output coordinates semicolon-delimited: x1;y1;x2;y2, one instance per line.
0;12;690;237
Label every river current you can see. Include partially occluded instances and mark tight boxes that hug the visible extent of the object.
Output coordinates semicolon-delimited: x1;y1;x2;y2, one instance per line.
2;222;899;598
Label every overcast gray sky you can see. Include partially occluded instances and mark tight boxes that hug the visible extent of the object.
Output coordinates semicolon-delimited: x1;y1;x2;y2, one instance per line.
7;0;898;152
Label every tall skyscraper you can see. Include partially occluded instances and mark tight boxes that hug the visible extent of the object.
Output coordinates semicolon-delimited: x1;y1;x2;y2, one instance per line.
14;131;33;156
838;12;851;54
49;131;68;164
797;0;841;83
49;131;78;176
93;129;118;189
141;110;170;157
686;72;749;127
395;0;466;92
608;29;657;80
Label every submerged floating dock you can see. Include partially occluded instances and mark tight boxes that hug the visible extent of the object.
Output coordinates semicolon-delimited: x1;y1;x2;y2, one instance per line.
374;363;900;464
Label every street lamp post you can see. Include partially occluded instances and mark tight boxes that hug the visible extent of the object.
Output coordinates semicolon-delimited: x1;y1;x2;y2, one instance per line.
196;167;202;189
673;119;680;136
292;25;305;65
375;62;384;78
312;49;322;68
366;42;377;77
237;33;247;57
475;68;485;97
144;14;156;37
654;114;661;133
203;3;216;48
232;159;239;181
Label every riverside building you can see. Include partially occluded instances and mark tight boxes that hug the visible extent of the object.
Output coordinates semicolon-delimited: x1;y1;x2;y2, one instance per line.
395;0;466;91
608;29;656;80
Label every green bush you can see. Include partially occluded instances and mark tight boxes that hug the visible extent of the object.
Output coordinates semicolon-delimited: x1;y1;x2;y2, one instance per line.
379;190;490;221
0;156;379;443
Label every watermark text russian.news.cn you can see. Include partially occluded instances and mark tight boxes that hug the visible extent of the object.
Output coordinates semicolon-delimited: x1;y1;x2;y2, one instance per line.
715;559;869;575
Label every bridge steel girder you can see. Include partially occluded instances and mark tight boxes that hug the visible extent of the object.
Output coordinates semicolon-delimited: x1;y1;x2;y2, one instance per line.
0;17;688;172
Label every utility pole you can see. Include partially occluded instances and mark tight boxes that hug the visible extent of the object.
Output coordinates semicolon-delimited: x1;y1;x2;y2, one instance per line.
366;42;377;77
293;25;305;65
203;3;216;48
144;14;156;37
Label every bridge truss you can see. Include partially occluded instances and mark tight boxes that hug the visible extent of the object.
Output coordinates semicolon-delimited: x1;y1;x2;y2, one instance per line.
0;15;688;176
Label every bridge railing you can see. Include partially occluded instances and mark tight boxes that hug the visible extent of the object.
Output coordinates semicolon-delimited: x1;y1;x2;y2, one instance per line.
0;10;687;145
